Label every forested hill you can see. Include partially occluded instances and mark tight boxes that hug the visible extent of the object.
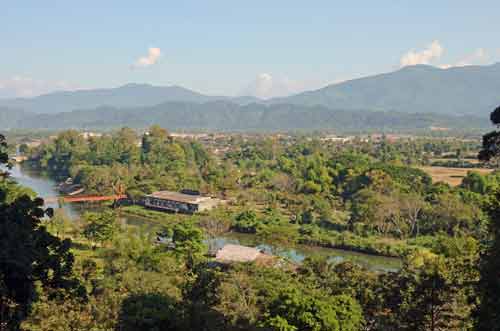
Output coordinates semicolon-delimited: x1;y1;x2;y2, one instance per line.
0;83;260;114
1;63;500;117
2;101;489;132
0;106;31;130
271;63;500;116
0;63;498;131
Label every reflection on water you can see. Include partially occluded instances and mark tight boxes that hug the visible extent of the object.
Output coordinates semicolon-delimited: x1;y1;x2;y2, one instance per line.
6;163;81;218
208;234;401;273
6;163;401;272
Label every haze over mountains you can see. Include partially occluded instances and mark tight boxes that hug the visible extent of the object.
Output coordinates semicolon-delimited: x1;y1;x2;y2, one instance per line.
0;83;260;114
9;101;488;132
271;63;500;115
0;63;498;131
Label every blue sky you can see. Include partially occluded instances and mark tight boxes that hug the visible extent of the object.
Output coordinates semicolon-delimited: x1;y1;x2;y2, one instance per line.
2;0;500;98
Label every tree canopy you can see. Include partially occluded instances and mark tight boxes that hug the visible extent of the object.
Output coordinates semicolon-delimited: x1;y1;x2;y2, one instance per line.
0;135;82;330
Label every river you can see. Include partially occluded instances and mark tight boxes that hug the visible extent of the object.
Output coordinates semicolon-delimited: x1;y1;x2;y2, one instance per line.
6;163;401;272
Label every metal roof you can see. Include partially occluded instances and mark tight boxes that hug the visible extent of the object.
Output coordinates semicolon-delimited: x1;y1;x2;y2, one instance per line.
215;244;263;263
146;190;212;204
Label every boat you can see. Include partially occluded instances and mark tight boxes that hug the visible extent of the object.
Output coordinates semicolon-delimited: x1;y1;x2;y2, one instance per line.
58;178;85;196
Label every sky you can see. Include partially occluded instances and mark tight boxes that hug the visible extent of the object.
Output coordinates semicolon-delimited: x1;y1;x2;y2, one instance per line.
2;0;500;99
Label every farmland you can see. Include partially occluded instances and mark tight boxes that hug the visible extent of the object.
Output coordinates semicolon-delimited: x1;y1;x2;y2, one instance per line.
420;165;494;186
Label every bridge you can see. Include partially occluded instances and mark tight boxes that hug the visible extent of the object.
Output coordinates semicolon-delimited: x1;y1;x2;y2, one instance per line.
43;194;127;204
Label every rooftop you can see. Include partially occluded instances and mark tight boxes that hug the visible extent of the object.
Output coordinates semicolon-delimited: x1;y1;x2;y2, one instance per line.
215;244;263;263
146;190;212;204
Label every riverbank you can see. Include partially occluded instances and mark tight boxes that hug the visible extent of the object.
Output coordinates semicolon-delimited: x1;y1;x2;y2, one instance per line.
118;204;412;258
8;163;403;271
78;205;400;272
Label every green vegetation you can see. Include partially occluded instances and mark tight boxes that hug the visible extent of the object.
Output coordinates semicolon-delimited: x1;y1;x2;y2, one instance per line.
3;105;500;329
2;64;500;132
22;125;498;259
0;134;83;330
82;210;119;248
0;102;489;132
474;105;500;330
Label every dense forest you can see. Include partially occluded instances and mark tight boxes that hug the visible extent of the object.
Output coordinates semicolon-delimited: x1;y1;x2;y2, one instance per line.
22;125;494;257
0;102;489;132
1;107;500;330
4;1;500;330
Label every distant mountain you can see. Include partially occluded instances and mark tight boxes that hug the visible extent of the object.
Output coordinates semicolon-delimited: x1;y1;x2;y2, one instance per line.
0;83;260;114
272;63;500;115
5;101;489;132
0;107;31;130
228;95;262;105
1;63;499;116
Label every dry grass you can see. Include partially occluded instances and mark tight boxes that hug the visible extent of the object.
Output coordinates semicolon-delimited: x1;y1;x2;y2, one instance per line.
429;158;482;164
419;166;493;186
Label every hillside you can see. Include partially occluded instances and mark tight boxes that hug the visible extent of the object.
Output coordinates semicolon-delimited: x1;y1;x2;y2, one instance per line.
0;107;32;130
0;83;258;114
273;63;500;115
1;63;499;117
5;101;489;132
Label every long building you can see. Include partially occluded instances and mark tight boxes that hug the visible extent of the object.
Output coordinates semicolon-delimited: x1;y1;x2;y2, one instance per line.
144;190;220;213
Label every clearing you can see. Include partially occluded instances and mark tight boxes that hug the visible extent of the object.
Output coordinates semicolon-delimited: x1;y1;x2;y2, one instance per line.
419;166;493;186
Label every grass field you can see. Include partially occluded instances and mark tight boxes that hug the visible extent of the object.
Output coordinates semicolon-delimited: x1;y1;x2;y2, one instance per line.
429;158;482;164
419;166;494;186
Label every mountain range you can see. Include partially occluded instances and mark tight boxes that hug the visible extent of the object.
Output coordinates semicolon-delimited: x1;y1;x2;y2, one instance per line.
0;83;260;114
0;101;489;133
0;63;498;131
271;63;500;115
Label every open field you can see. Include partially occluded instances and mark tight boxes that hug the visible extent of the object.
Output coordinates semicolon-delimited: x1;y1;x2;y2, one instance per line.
419;166;494;186
429;158;482;164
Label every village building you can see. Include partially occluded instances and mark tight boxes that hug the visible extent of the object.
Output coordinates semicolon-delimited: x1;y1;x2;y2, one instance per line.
215;244;265;263
22;139;43;148
144;190;220;213
10;155;28;163
80;131;103;140
320;135;352;143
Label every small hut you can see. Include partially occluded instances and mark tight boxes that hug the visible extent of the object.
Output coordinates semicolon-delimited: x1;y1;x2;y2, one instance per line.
215;244;266;263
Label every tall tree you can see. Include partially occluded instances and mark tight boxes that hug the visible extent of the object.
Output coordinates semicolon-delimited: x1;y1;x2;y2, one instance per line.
262;287;362;331
114;127;140;164
474;105;500;330
0;135;82;330
478;105;500;166
474;191;500;330
171;221;206;267
0;135;7;168
375;252;472;331
476;192;500;331
82;210;119;248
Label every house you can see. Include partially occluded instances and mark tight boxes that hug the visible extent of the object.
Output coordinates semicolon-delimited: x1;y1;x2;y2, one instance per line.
144;190;220;213
320;135;352;143
80;131;103;140
10;155;28;163
23;139;43;148
212;244;281;268
215;244;266;263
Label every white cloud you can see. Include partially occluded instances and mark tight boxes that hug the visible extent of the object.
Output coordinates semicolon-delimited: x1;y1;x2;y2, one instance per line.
240;73;327;99
473;48;487;60
438;48;490;69
133;47;161;68
0;76;81;98
400;41;494;69
400;40;444;67
253;73;274;98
